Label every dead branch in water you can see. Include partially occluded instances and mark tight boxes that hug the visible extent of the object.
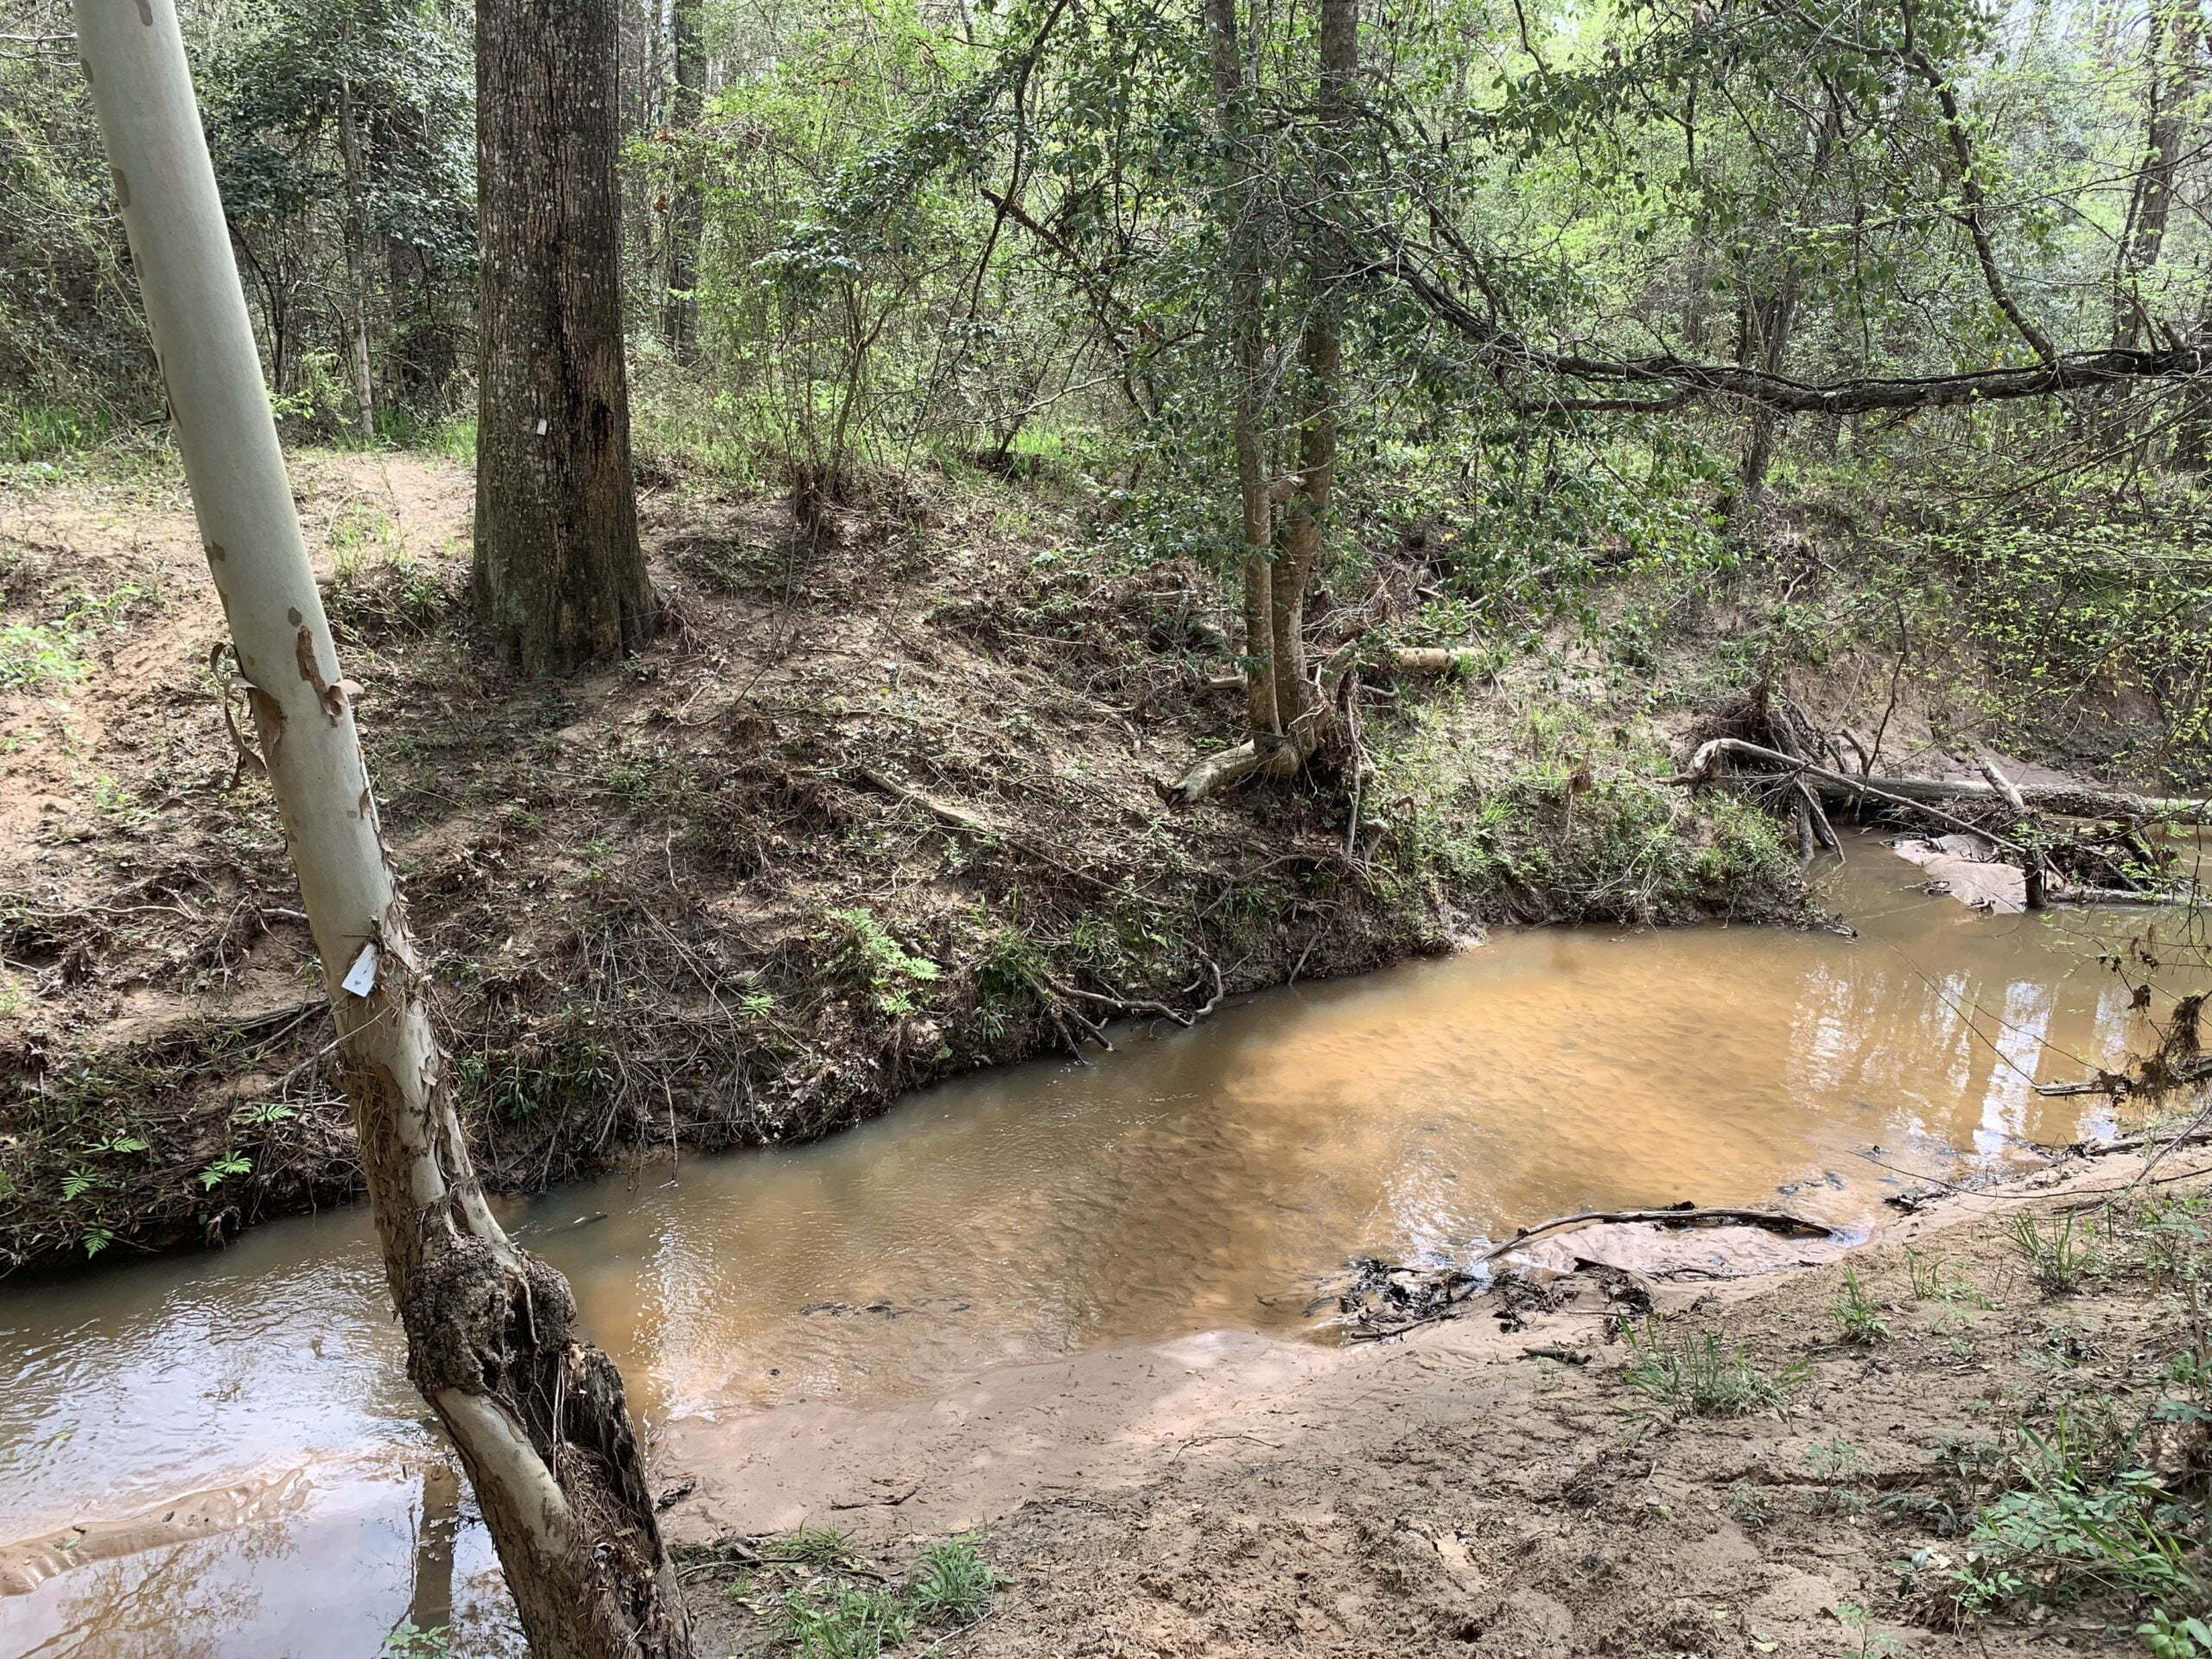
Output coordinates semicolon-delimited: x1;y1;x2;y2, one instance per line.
1674;739;2031;849
1676;738;2211;826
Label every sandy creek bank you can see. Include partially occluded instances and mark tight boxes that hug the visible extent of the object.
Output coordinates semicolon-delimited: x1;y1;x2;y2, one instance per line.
674;1141;2212;1659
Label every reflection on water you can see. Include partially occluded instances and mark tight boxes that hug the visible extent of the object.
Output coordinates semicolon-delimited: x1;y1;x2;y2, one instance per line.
1;840;2202;1656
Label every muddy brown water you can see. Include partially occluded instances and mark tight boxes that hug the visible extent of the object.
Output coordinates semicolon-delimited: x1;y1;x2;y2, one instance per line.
3;840;2206;1656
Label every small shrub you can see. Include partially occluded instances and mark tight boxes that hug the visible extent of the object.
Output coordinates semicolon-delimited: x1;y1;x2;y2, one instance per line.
1806;1438;1870;1514
829;906;942;1016
1726;1480;1774;1530
2142;1609;2212;1657
1949;1421;2207;1622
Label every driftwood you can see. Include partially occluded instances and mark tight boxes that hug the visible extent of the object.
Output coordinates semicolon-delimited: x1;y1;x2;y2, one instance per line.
1676;739;2029;848
1163;741;1266;804
2037;1056;2212;1099
2063;1123;2212;1150
1467;1205;1831;1267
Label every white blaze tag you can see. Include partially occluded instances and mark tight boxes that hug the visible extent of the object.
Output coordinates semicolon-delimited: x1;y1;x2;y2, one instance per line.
341;943;380;998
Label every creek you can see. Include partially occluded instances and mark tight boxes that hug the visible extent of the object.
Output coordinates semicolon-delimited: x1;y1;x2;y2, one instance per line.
1;837;2203;1657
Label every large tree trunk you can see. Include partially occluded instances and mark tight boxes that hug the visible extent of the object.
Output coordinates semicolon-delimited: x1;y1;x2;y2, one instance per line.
1268;0;1357;767
74;6;693;1655
1204;0;1282;762
661;0;704;363
474;0;658;675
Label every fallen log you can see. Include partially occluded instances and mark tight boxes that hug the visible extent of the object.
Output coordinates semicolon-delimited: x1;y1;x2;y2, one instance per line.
2037;1055;2212;1099
1677;738;2211;825
1162;741;1264;805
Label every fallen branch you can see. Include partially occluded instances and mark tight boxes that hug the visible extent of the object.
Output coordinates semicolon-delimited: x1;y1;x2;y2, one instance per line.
2038;1056;2212;1099
2048;884;2196;907
1163;741;1265;805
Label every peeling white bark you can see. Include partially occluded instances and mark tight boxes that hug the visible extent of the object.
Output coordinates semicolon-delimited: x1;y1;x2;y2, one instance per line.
74;7;690;1654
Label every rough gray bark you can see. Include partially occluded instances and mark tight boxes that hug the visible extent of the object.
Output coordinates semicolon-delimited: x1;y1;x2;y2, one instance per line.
474;0;658;675
73;6;692;1654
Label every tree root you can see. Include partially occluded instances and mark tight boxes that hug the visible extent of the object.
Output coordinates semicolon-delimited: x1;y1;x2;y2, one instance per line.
1170;643;1489;804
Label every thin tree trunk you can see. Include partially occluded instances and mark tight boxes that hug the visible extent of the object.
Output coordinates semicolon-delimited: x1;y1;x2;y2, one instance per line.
1204;0;1281;758
1678;92;1709;353
73;7;693;1655
1268;0;1357;767
662;0;704;362
1899;2;2056;365
2113;0;2200;349
337;73;377;443
474;0;658;675
1726;267;1799;522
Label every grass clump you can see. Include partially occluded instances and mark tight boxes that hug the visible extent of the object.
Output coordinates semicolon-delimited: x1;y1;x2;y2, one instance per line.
1832;1267;1891;1345
0;586;150;693
735;1529;999;1658
2009;1211;2095;1297
777;1583;913;1659
1619;1321;1803;1418
766;1525;854;1568
906;1537;996;1623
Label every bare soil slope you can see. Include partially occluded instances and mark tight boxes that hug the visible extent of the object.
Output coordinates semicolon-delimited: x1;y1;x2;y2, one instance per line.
1;448;1802;1266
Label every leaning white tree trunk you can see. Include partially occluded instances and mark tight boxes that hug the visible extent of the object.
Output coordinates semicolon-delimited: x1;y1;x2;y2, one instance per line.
73;6;692;1655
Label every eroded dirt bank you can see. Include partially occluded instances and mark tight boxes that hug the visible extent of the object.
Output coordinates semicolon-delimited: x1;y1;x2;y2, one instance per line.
1;448;1811;1267
671;1142;2212;1657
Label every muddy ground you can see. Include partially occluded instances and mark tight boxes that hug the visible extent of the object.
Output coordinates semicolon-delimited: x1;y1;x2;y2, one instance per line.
0;446;1825;1267
672;1141;2212;1657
